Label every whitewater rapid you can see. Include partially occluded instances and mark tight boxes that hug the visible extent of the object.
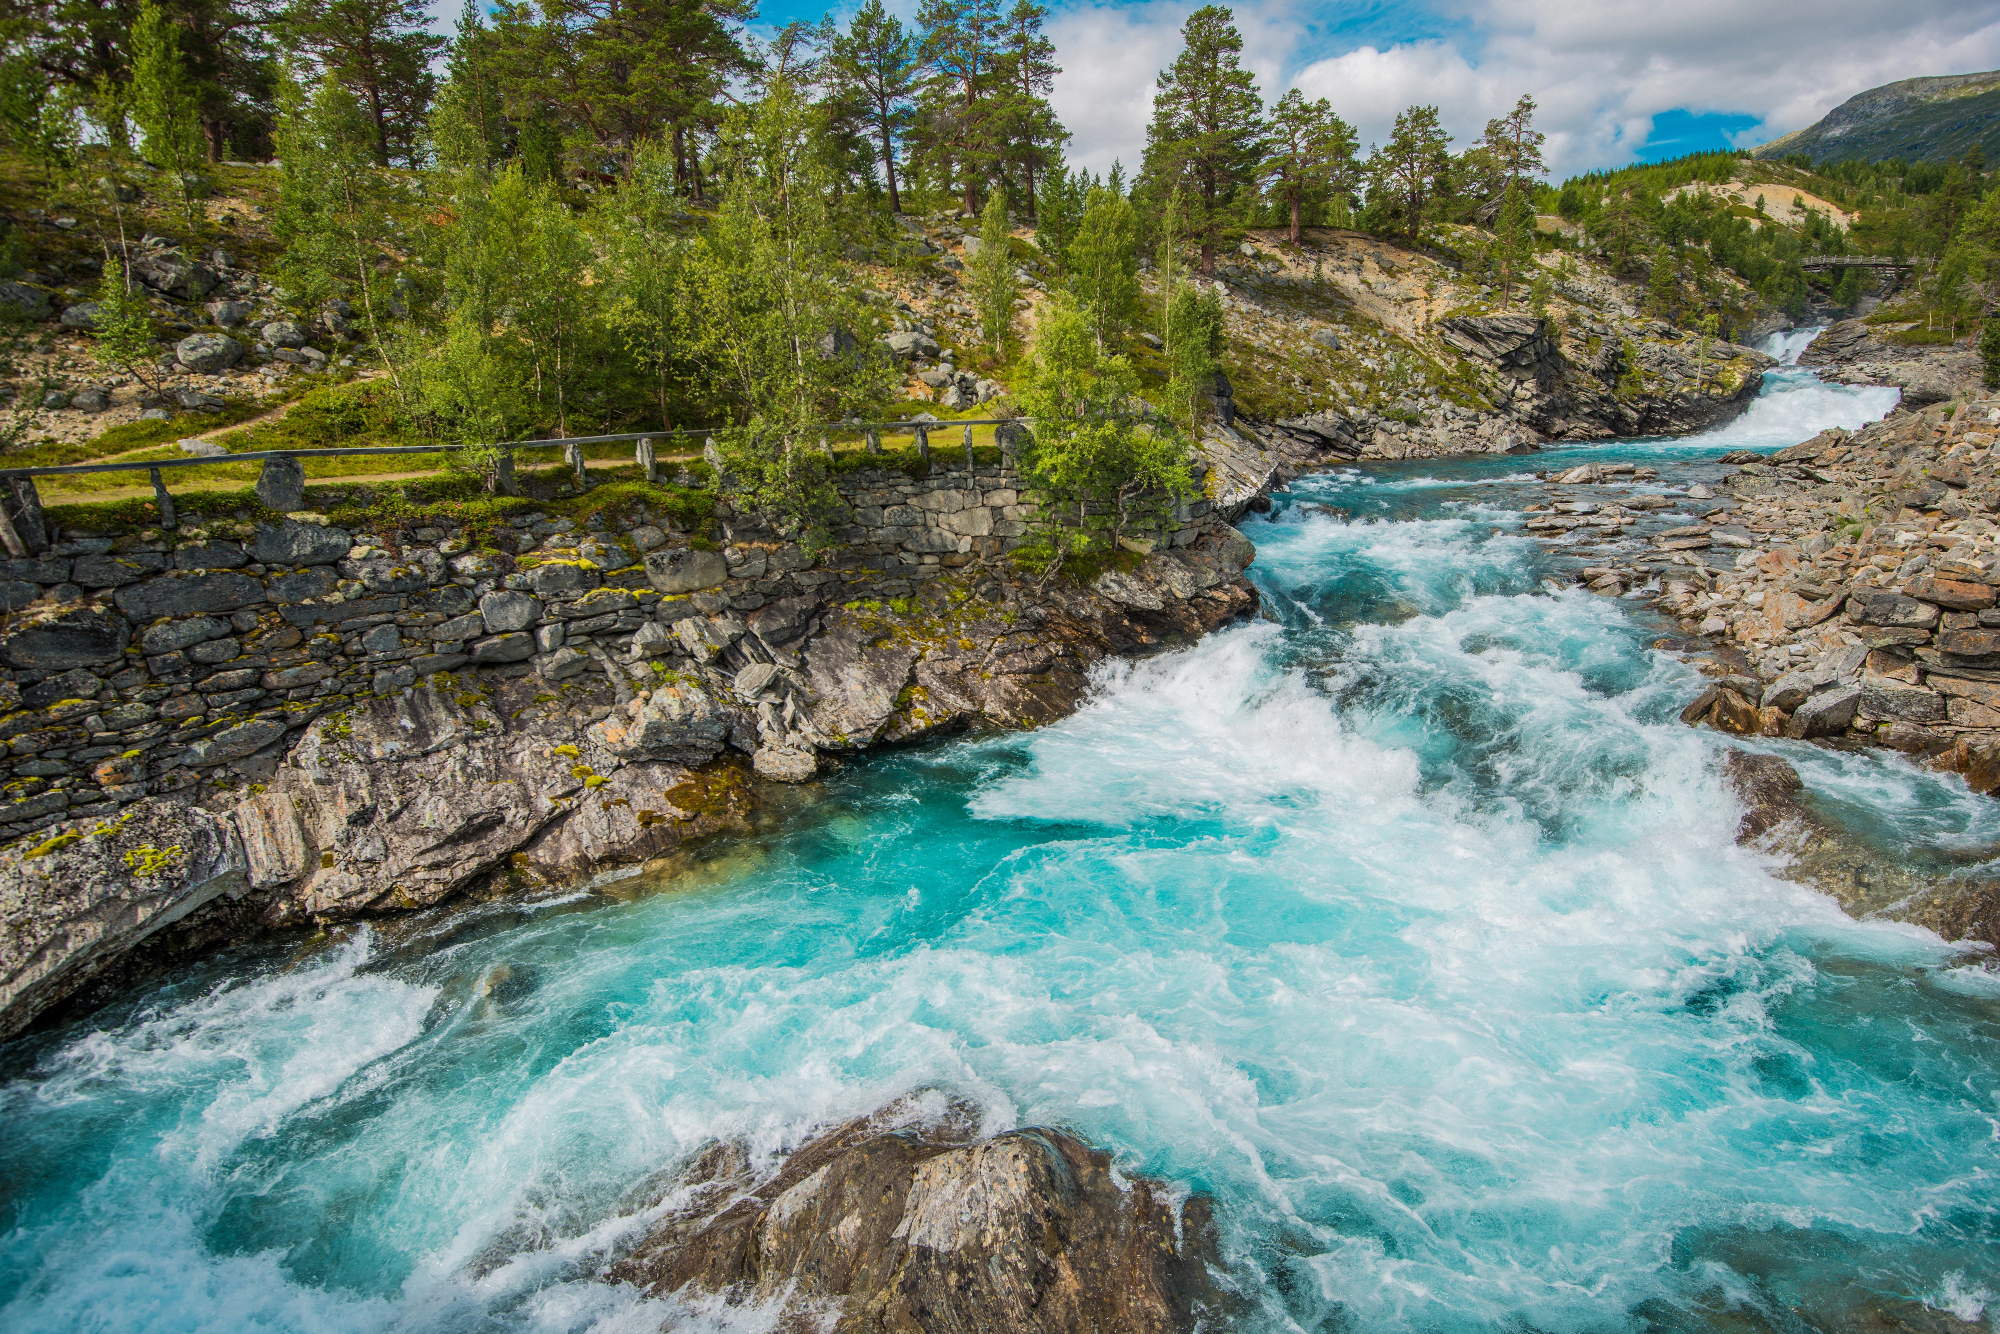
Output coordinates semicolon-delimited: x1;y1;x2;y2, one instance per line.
3;347;1996;1334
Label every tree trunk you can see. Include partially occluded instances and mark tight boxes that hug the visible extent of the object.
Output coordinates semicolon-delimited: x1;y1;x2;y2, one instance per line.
880;117;901;214
1200;242;1214;277
1290;190;1301;246
364;80;390;167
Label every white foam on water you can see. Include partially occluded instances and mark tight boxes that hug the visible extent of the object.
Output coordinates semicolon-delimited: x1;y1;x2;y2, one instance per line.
1690;367;1903;452
1760;326;1823;366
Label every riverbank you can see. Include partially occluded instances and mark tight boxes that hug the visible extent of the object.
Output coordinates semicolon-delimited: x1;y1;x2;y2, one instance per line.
0;449;1257;1042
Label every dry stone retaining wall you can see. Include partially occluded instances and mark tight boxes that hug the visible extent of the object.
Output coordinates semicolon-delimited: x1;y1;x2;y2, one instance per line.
0;459;1216;838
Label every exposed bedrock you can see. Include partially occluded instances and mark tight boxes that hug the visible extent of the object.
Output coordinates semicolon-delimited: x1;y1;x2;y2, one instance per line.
607;1095;1226;1334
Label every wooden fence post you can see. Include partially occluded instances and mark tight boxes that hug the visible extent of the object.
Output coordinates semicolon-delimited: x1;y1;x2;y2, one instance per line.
149;467;176;529
637;437;658;484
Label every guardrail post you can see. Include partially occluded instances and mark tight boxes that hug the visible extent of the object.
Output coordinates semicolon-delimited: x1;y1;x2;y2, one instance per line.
494;449;519;496
637;437;658;484
996;420;1025;469
565;440;588;488
962;423;975;472
913;425;930;467
255;457;305;513
820;434;835;461
2;478;48;554
866;427;881;455
149;467;176;529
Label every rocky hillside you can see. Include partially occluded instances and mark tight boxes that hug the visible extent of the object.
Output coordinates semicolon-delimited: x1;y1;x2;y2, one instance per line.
2;181;1784;483
1754;69;2000;165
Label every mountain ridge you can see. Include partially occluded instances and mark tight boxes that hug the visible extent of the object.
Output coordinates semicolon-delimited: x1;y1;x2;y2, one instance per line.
1754;69;2000;164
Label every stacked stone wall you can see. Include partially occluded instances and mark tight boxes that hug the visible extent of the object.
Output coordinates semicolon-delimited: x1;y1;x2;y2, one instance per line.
0;459;1219;837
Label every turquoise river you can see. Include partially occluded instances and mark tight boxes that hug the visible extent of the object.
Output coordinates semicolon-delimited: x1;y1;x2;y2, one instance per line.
3;336;1997;1333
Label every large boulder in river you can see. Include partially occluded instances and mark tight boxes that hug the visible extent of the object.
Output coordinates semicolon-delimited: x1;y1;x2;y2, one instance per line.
608;1095;1224;1334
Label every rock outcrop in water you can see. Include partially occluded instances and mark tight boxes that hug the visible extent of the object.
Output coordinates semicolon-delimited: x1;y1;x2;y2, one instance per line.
1799;317;1981;409
608;1096;1223;1334
1722;749;2000;946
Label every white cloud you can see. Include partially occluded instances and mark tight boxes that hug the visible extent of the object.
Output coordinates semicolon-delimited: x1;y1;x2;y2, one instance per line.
1048;0;2000;179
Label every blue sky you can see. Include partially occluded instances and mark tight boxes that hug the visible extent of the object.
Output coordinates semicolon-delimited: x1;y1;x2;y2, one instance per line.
430;0;2000;179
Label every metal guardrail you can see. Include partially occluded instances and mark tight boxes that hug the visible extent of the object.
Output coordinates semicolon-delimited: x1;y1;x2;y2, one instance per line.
0;419;1027;480
0;417;1029;556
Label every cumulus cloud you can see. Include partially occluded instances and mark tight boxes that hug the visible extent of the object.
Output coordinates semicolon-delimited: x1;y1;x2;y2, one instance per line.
1047;0;2000;179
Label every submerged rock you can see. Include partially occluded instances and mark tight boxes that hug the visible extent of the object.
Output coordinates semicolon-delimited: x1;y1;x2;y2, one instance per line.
609;1095;1224;1334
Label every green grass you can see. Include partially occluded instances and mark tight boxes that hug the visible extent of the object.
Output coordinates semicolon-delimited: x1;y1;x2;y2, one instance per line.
45;469;723;546
1887;325;1964;347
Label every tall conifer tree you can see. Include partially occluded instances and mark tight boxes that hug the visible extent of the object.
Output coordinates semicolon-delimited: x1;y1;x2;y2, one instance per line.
1262;88;1356;245
829;0;918;214
1140;6;1263;276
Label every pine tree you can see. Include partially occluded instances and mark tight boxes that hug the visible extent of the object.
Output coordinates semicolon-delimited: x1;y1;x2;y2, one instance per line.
1031;161;1089;281
429;0;504;171
282;0;443;166
1066;186;1138;349
1364;104;1450;240
25;0;281;162
1494;180;1535;308
273;72;407;388
131;0;209;234
1141;5;1263;275
970;189;1018;355
1982;316;2000;390
486;0;755;183
1479;94;1545;197
994;0;1062;218
1262;88;1356;245
916;0;1004;214
829;0;918;214
1646;243;1678;319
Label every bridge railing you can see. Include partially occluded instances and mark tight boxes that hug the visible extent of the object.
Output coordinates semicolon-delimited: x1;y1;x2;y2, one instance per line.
0;417;1032;557
1797;255;1914;270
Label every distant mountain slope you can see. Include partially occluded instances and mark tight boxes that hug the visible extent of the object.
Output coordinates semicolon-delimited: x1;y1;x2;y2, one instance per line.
1753;70;2000;164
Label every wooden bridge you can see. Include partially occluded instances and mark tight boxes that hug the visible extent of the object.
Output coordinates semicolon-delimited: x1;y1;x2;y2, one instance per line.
1798;255;1914;273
